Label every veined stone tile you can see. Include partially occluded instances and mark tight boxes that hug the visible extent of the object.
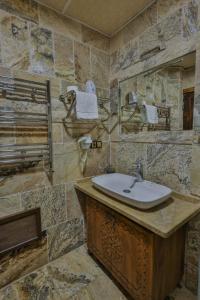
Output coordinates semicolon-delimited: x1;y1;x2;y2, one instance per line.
52;142;83;184
81;25;110;52
54;33;75;81
110;39;139;74
0;285;19;300
185;262;199;294
157;0;189;20
183;1;199;39
47;218;85;261
0;0;38;23
30;25;54;76
39;5;81;41
111;142;147;176
21;184;66;229
85;142;110;177
191;144;200;196
74;42;91;84
0;15;29;70
146;144;192;193
52;123;63;144
122;3;157;44
0;193;21;218
91;48;109;89
0;234;48;289
66;182;84;220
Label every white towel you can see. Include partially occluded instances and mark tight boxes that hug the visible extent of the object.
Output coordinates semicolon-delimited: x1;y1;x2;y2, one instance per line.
75;91;99;120
144;104;158;124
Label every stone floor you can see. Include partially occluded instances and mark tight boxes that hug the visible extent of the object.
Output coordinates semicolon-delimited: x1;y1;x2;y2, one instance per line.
0;245;197;300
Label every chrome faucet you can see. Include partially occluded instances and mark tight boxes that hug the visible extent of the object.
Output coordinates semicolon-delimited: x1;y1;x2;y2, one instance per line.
129;162;143;189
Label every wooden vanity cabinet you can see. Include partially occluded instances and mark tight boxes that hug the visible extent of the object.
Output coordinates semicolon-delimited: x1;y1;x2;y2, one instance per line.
86;196;186;300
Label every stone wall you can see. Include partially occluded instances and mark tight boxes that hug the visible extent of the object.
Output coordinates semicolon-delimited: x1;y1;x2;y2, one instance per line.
109;0;200;294
0;0;110;289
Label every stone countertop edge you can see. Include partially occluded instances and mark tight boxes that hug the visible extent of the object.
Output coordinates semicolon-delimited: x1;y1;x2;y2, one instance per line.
74;179;200;238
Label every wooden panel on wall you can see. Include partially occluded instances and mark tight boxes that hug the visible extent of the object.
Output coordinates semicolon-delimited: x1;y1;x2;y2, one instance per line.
0;208;42;255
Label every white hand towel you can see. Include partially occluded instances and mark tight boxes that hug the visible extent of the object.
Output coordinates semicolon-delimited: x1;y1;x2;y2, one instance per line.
75;91;99;120
144;104;158;124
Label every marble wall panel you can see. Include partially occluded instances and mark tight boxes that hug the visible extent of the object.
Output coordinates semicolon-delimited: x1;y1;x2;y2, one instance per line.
0;234;48;289
183;1;199;39
110;39;139;74
111;142;147;175
39;5;81;41
0;15;29;70
54;33;75;81
121;3;157;44
30;25;54;75
146;144;192;193
47;218;84;261
91;48;110;88
81;26;110;52
66;183;83;220
74;42;91;84
0;0;38;23
0;193;21;218
21;184;66;229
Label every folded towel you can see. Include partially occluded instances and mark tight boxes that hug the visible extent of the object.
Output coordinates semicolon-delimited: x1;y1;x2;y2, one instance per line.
75;91;99;120
144;104;158;124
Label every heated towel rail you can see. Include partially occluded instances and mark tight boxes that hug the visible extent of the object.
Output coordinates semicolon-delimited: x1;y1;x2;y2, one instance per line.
0;76;53;178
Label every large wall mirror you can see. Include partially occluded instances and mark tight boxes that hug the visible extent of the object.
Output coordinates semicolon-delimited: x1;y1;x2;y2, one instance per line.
119;51;196;135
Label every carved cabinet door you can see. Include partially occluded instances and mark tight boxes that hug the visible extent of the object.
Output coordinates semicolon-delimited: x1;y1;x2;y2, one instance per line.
86;197;115;271
111;211;154;300
86;197;154;300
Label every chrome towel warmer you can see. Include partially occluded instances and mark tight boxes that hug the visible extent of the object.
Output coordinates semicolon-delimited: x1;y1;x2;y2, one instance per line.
0;76;53;178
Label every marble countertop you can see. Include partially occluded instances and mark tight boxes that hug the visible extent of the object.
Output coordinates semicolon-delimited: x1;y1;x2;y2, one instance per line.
75;179;200;238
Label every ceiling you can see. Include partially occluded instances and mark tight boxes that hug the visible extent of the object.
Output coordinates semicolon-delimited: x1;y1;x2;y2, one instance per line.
36;0;155;37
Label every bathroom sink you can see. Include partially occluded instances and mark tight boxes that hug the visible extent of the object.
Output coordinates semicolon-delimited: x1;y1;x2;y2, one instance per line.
92;173;172;210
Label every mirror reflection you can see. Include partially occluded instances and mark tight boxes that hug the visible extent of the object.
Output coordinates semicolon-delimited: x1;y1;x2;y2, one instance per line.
119;52;196;134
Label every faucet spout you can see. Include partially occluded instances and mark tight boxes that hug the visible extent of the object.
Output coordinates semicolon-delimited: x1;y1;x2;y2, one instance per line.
129;162;144;189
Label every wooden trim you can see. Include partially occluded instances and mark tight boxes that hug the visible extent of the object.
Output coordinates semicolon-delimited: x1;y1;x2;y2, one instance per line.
0;208;42;255
183;87;194;94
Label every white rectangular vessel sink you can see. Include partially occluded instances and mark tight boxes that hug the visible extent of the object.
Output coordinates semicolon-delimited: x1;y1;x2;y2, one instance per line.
92;173;172;210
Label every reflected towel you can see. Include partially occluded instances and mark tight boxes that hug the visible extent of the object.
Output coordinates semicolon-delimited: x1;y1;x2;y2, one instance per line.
75;91;99;120
144;104;158;124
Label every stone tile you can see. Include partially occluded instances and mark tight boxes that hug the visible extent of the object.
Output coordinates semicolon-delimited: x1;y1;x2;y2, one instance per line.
110;39;139;73
85;142;110;177
170;286;197;300
157;0;188;20
0;14;29;70
0;170;50;198
81;25;110;52
30;25;54;76
52;123;63;144
191;144;200;196
52;143;83;184
185;262;199;294
21;184;66;229
54;33;75;81
146;144;192;193
0;285;19;300
74;42;91;84
0;193;21;218
0;0;38;23
122;3;157;44
183;1;199;39
111;142;147;175
66;182;83;220
0;245;197;300
47;218;85;261
39;5;81;40
0;234;48;289
91;48;109;88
